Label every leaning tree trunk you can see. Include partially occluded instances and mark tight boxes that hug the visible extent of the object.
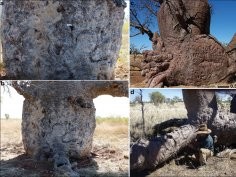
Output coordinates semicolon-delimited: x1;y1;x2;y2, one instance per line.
130;90;236;171
12;81;128;171
1;0;125;80
141;0;236;87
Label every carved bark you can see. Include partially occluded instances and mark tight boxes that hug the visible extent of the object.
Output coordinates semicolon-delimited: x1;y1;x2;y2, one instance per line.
130;90;236;171
1;0;126;80
12;81;128;169
183;89;236;146
141;0;236;87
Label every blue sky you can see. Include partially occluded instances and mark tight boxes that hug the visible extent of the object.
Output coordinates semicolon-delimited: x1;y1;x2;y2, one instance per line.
131;0;236;50
130;89;183;102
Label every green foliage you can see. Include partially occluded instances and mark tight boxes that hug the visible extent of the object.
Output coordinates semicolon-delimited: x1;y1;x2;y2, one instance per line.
149;91;165;106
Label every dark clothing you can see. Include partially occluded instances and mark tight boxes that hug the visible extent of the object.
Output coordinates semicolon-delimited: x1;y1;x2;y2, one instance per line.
230;95;236;113
198;134;214;152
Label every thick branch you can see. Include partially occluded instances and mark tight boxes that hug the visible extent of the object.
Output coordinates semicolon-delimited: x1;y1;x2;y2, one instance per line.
88;81;128;98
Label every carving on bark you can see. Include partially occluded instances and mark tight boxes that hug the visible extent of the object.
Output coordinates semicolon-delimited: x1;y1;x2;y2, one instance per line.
141;0;236;87
130;89;236;171
1;0;126;80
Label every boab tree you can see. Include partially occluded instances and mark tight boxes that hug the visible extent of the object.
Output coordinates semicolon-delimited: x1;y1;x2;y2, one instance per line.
140;0;236;87
1;0;126;80
12;81;128;175
130;89;236;171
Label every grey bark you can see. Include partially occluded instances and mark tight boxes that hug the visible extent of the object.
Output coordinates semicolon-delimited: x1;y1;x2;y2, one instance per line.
130;124;197;171
12;81;128;174
130;89;236;171
1;0;125;80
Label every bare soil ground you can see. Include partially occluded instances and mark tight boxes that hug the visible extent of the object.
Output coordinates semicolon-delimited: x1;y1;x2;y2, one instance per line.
131;156;236;177
130;71;146;88
0;119;128;177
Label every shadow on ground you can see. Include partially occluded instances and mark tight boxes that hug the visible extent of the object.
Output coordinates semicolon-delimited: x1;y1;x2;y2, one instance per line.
0;153;128;177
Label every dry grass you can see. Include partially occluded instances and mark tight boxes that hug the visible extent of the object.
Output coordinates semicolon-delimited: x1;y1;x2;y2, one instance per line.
130;102;187;140
140;156;236;177
0;118;128;177
115;20;129;80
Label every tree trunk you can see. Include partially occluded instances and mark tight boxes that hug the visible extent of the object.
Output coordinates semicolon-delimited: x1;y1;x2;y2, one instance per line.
131;125;197;171
12;81;128;163
1;0;125;80
141;0;236;87
130;90;236;171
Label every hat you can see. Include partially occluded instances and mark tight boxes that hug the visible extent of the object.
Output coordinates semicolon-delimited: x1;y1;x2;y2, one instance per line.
196;124;211;134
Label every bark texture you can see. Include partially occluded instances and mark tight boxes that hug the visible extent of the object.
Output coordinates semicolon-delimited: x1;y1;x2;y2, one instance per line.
130;89;236;171
141;0;236;87
130;125;197;171
183;89;236;146
12;81;128;162
1;0;125;80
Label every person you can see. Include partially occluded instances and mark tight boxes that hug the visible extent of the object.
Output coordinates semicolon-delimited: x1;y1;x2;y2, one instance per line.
194;124;214;166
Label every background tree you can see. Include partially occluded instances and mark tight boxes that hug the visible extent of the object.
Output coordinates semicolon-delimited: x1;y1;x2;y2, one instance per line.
133;95;142;104
130;43;147;55
149;91;165;106
130;0;162;41
171;96;182;104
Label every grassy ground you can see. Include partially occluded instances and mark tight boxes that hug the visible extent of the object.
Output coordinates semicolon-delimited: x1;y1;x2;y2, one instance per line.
130;102;187;140
133;156;236;177
0;118;128;177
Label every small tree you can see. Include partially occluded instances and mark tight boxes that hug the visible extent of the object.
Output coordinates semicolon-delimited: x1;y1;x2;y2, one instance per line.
149;91;165;106
171;96;182;104
133;95;141;103
5;114;9;120
130;43;147;56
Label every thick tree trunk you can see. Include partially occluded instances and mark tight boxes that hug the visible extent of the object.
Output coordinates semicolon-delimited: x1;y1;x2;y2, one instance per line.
130;90;236;171
141;0;236;87
183;89;236;145
12;81;128;165
1;0;125;80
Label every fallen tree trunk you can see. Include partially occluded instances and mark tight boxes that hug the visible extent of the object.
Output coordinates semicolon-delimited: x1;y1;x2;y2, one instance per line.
130;124;197;171
130;90;236;171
